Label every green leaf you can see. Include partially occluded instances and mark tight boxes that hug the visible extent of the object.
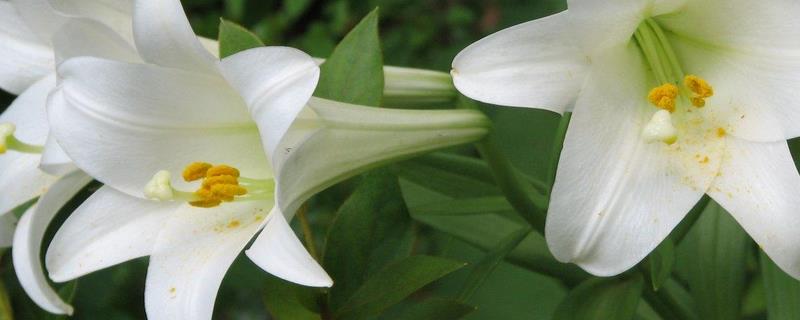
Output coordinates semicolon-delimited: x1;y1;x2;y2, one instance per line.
323;171;413;311
402;179;588;285
554;273;645;320
385;298;475;320
395;153;502;199
218;19;264;58
761;250;800;319
262;274;322;320
335;255;465;320
645;239;675;291
314;8;384;106
641;279;699;320
682;201;749;320
0;272;12;320
457;227;530;302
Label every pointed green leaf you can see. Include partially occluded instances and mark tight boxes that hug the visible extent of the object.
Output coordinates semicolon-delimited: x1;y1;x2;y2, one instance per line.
457;227;530;302
395;153;501;199
262;274;322;320
554;273;645;320
323;171;413;311
645;239;675;291
683;201;749;320
387;298;476;320
218;19;264;58
314;8;384;106
761;250;800;319
0;270;12;320
334;255;465;320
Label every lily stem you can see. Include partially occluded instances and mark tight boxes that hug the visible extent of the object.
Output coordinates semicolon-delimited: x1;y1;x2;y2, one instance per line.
459;95;548;233
296;203;320;261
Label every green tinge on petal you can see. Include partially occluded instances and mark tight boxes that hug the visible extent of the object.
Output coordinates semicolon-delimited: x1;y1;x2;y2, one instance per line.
274;97;490;216
382;66;457;108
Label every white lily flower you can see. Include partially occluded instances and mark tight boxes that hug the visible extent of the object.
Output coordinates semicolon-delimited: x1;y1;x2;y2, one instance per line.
452;0;800;278
45;1;489;319
0;0;137;315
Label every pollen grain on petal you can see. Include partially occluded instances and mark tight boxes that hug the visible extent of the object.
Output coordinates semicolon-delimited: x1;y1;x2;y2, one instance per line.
648;84;679;112
716;127;727;137
182;162;212;181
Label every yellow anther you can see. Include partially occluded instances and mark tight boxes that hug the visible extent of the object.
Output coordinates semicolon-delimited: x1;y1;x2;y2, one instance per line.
202;175;238;189
206;165;240;178
209;184;248;202
684;75;713;108
647;84;679;112
684;75;713;98
189;199;222;208
183;162;212;181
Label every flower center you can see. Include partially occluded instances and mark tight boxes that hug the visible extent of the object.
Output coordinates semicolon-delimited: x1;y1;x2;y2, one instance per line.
144;162;274;208
0;122;44;154
634;19;719;145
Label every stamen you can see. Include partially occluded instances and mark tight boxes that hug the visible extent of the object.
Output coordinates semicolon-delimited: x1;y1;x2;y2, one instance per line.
146;163;272;208
0;123;14;154
647;84;679;112
642;110;678;145
183;162;212;181
684;75;714;108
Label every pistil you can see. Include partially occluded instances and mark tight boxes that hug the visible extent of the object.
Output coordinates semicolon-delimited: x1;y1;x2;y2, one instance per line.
0;122;45;154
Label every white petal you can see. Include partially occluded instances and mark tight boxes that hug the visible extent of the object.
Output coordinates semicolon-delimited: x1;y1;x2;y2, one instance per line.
545;44;714;276
656;0;800;56
52;19;138;65
274;98;489;215
39;134;76;176
46;186;179;282
144;200;270;320
708;138;800;279
668;32;800;142
9;0;67;43
0;153;57;214
12;171;92;315
132;0;217;73
0;213;17;248
49;57;269;197
47;0;133;39
452;11;588;112
0;76;59;214
219;47;319;158
1;75;54;145
245;208;331;287
564;0;651;54
0;1;52;94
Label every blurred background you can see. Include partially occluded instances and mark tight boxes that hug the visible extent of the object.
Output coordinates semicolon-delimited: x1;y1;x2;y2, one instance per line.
0;0;593;319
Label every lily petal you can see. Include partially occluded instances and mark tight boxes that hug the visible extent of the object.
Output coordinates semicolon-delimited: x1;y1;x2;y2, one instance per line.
668;32;800;142
12;171;92;315
46;186;179;282
0;213;16;248
0;1;52;94
0;76;59;214
452;11;588;112
49;57;269;197
39;134;76;176
545;44;710;276
132;0;217;73
565;0;647;54
47;0;133;38
52;18;138;65
9;0;67;43
245;208;331;287
219;47;319;158
144;200;270;320
708;138;800;279
274;97;489;216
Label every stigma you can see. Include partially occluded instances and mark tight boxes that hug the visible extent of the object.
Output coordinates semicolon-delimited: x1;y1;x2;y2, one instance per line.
144;162;273;208
642;110;678;145
0;122;44;154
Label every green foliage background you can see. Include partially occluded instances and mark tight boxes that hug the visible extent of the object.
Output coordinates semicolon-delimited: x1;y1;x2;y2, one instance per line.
1;0;797;319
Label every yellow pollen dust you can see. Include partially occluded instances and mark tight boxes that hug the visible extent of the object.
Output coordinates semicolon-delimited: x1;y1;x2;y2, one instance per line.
182;163;247;208
717;128;727;137
684;75;714;108
647;83;679;112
